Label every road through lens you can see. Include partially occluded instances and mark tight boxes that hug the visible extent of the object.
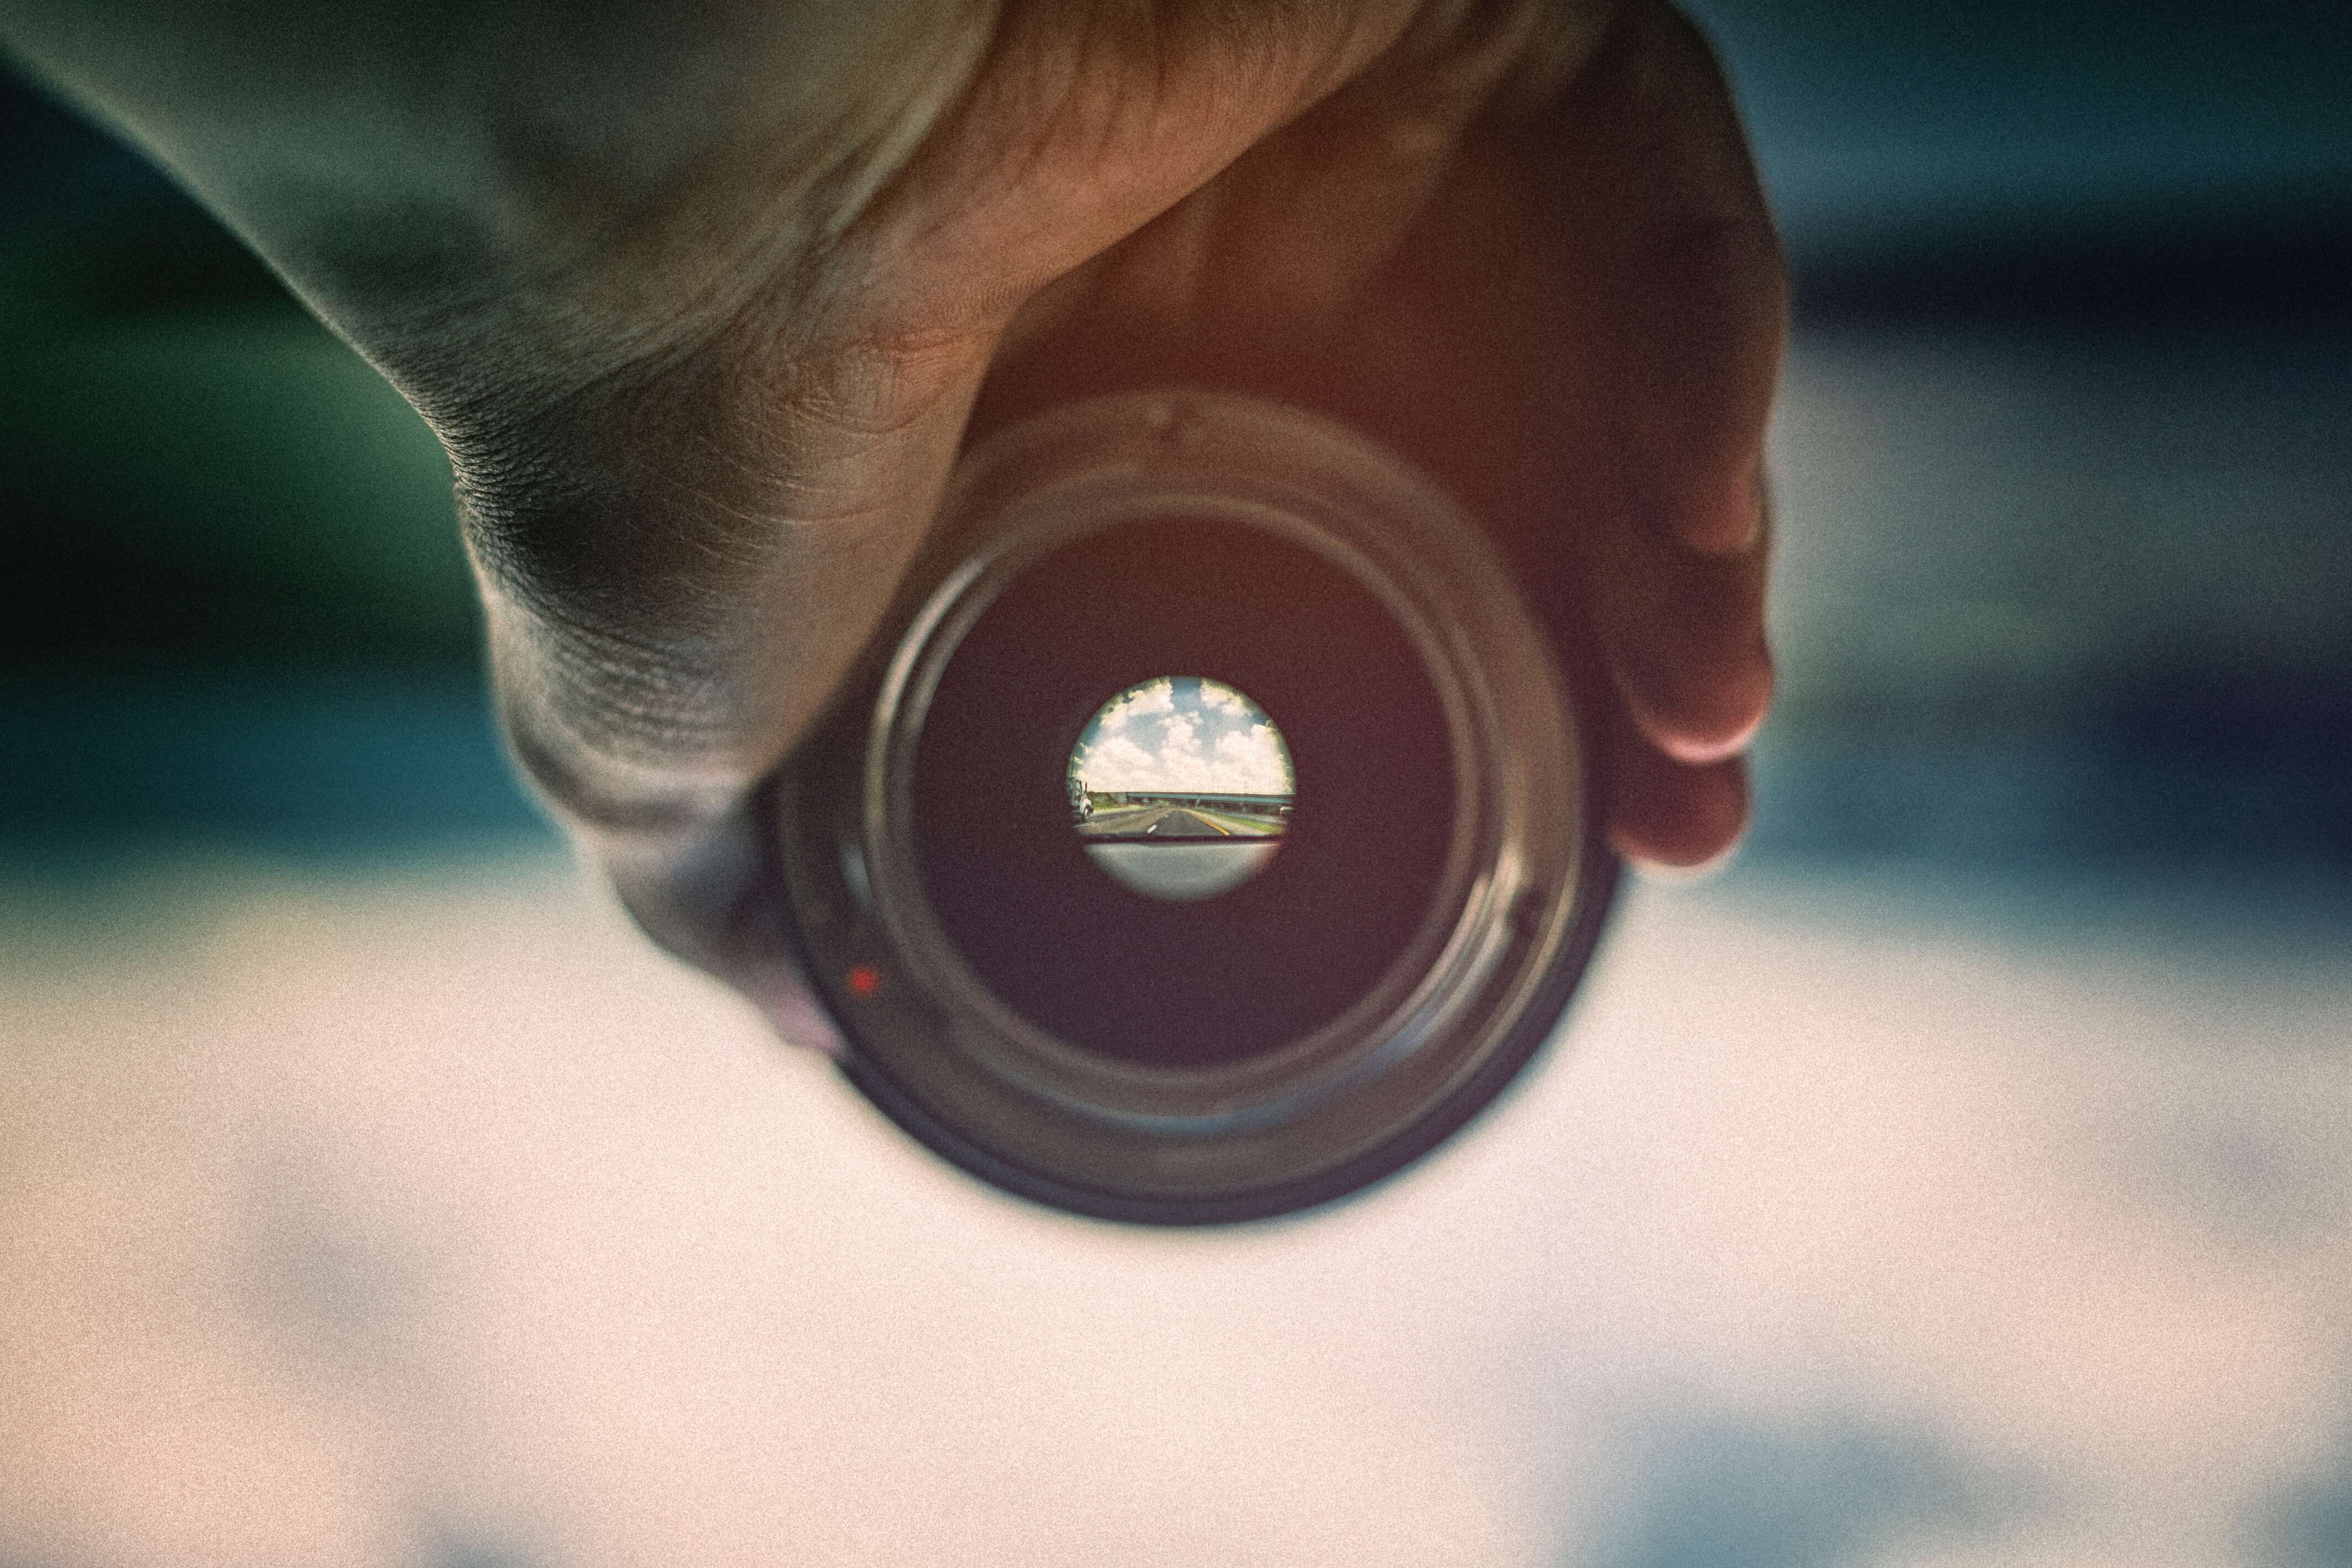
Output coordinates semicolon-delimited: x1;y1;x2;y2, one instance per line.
1070;677;1294;903
769;392;1617;1224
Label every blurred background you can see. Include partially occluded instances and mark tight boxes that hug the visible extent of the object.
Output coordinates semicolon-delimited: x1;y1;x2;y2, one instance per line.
3;3;2348;1565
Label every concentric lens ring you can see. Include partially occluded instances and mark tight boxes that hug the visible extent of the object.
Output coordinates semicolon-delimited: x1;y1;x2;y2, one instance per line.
770;391;1616;1224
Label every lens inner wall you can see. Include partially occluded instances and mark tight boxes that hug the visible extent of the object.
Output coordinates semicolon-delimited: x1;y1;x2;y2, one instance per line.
911;516;1457;1068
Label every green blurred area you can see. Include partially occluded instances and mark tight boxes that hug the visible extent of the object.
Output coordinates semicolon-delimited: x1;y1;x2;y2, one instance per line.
0;133;540;852
1;208;474;676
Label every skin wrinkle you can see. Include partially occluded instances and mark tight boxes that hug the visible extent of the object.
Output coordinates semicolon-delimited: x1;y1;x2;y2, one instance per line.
992;6;1582;357
474;353;981;797
468;3;992;321
307;7;1011;438
499;708;745;836
505;633;739;763
456;353;825;642
1188;6;1545;323
843;1;1430;337
798;2;1007;250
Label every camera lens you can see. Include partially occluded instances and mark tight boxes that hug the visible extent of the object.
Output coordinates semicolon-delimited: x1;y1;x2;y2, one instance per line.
769;392;1617;1224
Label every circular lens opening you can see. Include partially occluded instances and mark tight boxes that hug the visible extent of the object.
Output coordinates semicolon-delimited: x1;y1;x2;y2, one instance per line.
912;511;1457;1068
1069;677;1295;902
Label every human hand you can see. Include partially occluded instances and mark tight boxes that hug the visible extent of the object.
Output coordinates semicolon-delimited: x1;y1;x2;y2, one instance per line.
7;0;1781;1029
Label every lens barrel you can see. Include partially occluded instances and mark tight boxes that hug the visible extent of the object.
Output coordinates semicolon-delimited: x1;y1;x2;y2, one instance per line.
770;392;1616;1224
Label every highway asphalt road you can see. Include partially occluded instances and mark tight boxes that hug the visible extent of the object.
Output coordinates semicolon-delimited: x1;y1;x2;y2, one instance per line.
1080;803;1282;839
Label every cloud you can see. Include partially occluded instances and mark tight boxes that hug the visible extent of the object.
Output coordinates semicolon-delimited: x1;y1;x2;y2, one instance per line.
1074;678;1294;796
1215;724;1293;795
1159;713;1200;758
1083;734;1154;783
1095;680;1175;733
1199;683;1249;718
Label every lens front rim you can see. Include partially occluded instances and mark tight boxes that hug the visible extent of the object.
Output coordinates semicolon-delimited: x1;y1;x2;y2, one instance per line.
772;391;1615;1223
874;488;1486;1119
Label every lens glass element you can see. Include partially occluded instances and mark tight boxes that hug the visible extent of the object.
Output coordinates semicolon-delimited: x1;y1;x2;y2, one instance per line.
1069;677;1294;902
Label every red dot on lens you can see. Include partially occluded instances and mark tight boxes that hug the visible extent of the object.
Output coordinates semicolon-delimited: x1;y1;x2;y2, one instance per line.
845;963;881;1000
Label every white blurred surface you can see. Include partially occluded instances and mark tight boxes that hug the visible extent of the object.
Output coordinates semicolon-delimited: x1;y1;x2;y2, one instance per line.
2;851;2347;1567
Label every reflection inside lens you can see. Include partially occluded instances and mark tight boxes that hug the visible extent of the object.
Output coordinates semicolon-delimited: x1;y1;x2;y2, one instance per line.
1069;677;1295;902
